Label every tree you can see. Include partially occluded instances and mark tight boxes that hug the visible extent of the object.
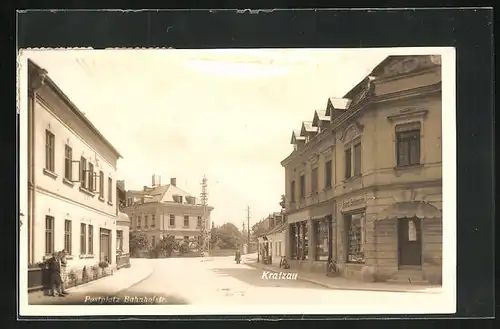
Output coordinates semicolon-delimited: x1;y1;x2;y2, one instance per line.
129;232;150;256
251;220;268;239
211;222;244;249
153;235;178;258
279;194;286;209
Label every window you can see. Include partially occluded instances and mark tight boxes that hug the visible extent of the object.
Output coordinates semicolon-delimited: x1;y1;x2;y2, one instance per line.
151;214;156;227
353;142;362;176
64;145;72;180
311;167;318;193
80;157;87;188
64;220;72;255
325;160;332;188
184;216;189;227
197;216;202;227
137;218;142;228
80;223;87;254
344;148;352;179
314;220;329;261
396;124;421;167
184;236;189;241
290;180;296;202
303;222;309;260
88;225;94;254
45;130;55;172
151;235;156;247
45;215;54;255
99;171;104;198
299;175;305;198
144;215;149;228
117;230;123;251
179;196;183;203
169;215;175;227
345;213;365;264
290;225;297;259
108;177;113;203
88;162;94;191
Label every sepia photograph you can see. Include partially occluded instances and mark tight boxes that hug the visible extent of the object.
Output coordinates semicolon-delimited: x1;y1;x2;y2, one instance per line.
18;47;456;316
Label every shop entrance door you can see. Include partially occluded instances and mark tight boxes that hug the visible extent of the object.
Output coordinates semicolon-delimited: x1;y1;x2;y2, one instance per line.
398;218;422;268
100;228;111;264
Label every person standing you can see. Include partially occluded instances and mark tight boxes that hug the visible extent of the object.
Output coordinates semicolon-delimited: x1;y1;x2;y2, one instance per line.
47;252;64;297
58;250;69;295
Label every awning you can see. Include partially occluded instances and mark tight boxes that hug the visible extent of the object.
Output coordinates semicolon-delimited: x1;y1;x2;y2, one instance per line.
377;201;442;221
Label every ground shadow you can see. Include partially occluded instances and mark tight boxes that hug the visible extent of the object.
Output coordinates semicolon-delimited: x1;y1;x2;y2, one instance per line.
211;267;325;289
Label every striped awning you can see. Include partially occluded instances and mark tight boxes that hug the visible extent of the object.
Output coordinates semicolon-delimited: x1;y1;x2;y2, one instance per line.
377;201;442;221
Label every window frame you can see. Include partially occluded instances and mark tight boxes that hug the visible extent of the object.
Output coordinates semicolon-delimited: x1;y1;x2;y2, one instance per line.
183;215;189;228
396;125;421;167
325;159;332;188
107;177;113;204
299;174;305;199
80;223;87;255
45;130;55;172
64;219;72;255
88;225;94;255
116;230;124;251
45;215;55;256
169;214;175;227
353;141;362;176
311;167;318;194
64;145;73;180
80;157;87;189
290;180;296;202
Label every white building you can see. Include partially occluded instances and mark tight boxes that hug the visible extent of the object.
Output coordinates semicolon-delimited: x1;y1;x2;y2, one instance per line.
27;59;123;275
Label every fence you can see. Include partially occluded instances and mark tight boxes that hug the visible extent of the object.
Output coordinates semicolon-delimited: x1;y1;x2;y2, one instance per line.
28;266;49;292
116;253;130;269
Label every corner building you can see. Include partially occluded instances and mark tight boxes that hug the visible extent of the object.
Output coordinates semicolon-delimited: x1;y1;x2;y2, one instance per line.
281;55;443;284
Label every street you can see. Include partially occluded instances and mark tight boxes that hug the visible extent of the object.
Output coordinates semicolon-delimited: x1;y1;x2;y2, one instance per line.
121;256;444;306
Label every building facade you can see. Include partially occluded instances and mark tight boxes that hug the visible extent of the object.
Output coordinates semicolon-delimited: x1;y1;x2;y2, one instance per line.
281;55;443;284
27;60;122;275
123;176;214;248
256;212;286;267
116;180;131;268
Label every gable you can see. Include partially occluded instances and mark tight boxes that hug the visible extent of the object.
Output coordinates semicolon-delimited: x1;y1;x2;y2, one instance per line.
370;55;440;79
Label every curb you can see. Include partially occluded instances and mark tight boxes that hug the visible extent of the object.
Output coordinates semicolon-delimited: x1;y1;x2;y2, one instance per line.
244;261;442;294
115;267;154;294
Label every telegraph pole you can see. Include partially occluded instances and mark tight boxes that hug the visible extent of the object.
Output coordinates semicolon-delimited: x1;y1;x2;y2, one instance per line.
200;176;210;256
246;205;251;253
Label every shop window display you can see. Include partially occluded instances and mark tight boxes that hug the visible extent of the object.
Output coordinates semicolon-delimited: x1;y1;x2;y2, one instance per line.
345;213;365;264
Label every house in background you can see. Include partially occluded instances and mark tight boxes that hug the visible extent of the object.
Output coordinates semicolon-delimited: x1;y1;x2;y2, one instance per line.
123;175;214;250
26;59;122;284
281;55;443;284
256;212;286;267
116;180;130;268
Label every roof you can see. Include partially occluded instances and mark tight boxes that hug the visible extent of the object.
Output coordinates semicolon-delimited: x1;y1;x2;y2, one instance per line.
128;184;195;204
300;121;318;136
312;109;329;127
257;221;287;238
117;212;131;223
290;129;305;144
28;59;123;159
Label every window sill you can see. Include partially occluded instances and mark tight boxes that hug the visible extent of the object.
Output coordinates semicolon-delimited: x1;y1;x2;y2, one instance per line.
107;201;113;206
183;226;189;229
393;164;423;173
343;175;362;184
79;254;95;259
65;255;74;260
43;168;58;179
79;187;95;197
62;178;76;187
169;226;176;228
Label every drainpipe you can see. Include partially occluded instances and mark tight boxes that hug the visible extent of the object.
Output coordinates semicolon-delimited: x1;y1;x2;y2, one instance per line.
27;65;46;264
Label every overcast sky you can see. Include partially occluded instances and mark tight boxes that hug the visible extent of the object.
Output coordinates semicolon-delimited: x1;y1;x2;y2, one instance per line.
24;48;395;228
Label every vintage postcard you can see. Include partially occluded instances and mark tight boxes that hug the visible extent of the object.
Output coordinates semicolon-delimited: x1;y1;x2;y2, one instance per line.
18;47;456;317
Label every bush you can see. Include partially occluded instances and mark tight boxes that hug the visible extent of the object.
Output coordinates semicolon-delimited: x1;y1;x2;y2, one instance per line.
67;270;78;286
91;265;100;280
82;266;90;283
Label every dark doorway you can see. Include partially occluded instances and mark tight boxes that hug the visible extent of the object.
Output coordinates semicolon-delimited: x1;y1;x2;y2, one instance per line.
398;218;422;267
100;228;111;264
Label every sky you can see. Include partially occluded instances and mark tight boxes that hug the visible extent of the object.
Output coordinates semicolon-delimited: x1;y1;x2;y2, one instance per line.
23;48;393;228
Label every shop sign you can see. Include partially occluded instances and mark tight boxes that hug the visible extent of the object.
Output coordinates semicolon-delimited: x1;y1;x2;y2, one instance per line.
341;196;366;211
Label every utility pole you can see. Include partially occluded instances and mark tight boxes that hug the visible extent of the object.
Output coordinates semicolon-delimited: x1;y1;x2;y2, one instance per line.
246;205;251;253
200;176;210;256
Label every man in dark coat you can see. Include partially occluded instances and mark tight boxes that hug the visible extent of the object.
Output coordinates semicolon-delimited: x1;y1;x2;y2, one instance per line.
47;252;66;297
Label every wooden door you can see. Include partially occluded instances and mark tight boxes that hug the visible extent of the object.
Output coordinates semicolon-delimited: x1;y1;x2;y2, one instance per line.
398;218;422;267
100;228;111;263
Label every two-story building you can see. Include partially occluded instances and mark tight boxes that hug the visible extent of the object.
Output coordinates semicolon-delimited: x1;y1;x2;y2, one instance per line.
123;175;214;248
281;55;443;285
256;212;286;266
27;59;122;276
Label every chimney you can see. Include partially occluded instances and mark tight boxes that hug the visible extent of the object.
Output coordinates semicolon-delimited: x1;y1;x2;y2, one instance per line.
170;177;176;187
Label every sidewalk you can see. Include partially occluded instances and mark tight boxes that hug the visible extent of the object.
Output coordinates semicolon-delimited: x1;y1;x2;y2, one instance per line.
29;258;153;304
244;257;442;294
